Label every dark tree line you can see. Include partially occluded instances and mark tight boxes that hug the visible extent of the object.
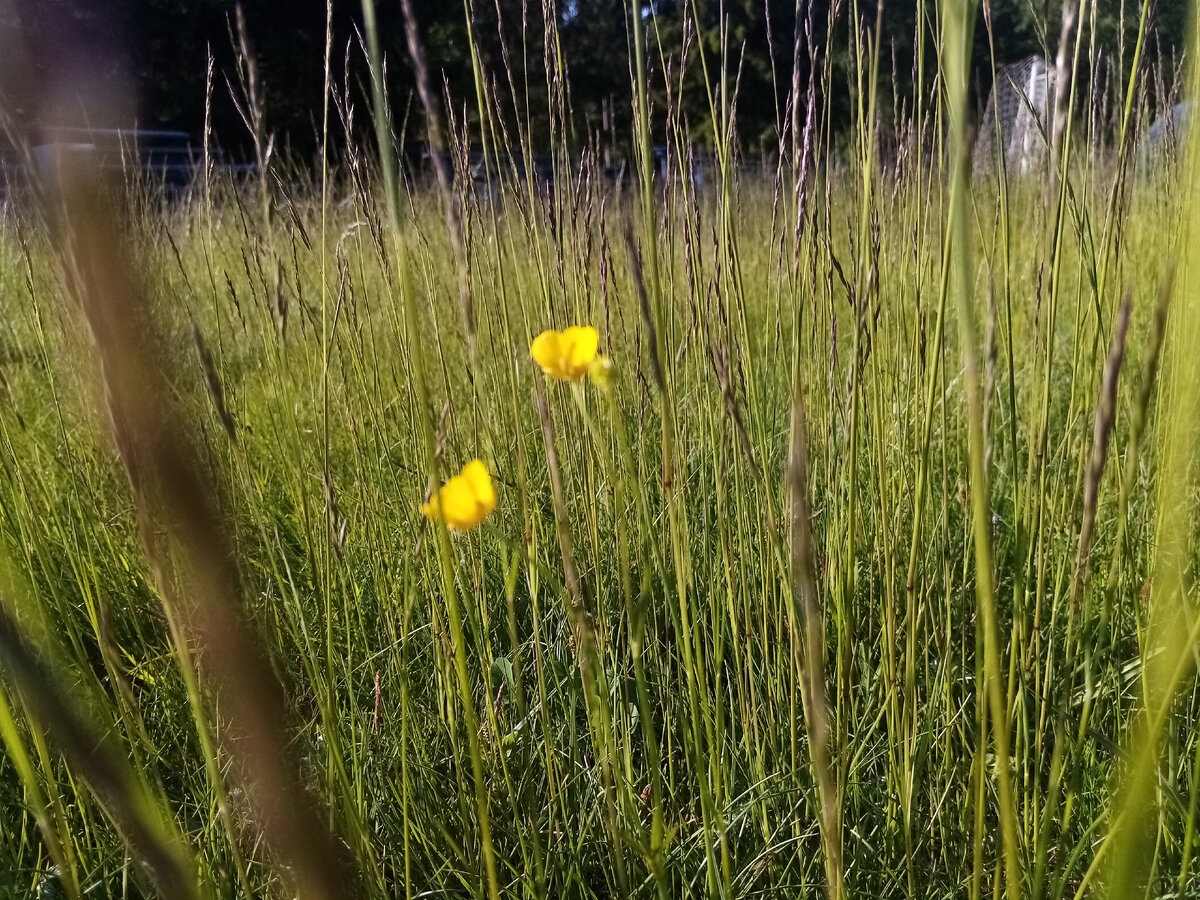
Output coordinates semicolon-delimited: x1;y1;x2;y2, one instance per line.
0;0;1191;165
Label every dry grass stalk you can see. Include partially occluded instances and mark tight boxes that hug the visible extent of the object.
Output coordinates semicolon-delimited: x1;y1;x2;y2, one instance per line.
46;160;354;900
1074;289;1132;608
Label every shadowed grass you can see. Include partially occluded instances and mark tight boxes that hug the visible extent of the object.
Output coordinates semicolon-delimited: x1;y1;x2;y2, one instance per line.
0;1;1198;898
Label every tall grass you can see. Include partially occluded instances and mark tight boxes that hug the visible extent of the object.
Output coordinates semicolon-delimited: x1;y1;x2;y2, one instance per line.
0;0;1197;898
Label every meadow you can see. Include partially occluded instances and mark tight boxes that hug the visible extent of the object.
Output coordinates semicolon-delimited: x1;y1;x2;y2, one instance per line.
0;2;1198;898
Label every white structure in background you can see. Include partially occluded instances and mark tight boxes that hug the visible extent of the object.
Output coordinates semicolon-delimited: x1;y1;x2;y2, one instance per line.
974;56;1057;176
1139;100;1192;164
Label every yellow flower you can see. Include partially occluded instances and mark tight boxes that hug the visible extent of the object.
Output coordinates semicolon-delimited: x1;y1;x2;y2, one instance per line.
530;326;599;381
421;459;496;531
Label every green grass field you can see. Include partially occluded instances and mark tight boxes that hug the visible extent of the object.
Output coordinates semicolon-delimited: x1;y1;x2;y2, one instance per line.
1;1;1199;898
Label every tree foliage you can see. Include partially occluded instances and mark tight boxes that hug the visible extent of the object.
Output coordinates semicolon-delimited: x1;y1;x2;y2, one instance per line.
0;0;1191;162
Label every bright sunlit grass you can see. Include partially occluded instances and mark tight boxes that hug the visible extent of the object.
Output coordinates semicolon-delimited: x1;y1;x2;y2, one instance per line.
0;1;1196;899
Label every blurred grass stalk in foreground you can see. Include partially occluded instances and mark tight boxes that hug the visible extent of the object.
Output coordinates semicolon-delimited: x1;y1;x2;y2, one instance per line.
0;20;358;900
0;0;1198;898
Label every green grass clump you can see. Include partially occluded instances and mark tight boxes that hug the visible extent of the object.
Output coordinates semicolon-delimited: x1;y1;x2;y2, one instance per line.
0;1;1198;898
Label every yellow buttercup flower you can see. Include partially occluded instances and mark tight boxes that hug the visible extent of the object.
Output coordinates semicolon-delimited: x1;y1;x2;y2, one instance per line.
421;459;496;531
530;326;599;381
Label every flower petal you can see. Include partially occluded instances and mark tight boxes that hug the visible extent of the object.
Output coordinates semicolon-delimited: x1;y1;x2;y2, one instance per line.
531;330;564;377
438;474;481;529
564;326;599;375
462;459;496;515
420;459;497;530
